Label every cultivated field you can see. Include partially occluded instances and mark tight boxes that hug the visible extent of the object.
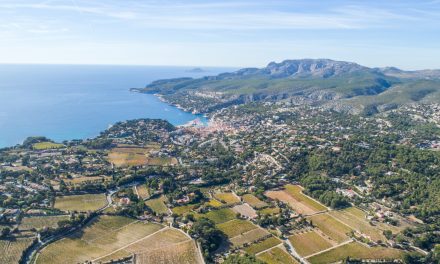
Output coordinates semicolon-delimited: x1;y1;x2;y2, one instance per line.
257;246;299;264
242;194;268;209
329;207;386;242
172;204;196;215
36;215;164;264
196;208;236;224
205;199;223;208
244;236;282;255
217;219;258;237
19;215;69;230
108;147;150;167
307;213;352;243
64;176;109;186
232;203;257;218
145;195;169;215
108;146;176;167
265;187;326;216
258;206;280;215
135;184;150;200
0;238;35;264
229;227;270;247
54;193;107;212
307;241;403;264
97;228;203;264
32;142;64;150
213;192;240;205
289;230;333;257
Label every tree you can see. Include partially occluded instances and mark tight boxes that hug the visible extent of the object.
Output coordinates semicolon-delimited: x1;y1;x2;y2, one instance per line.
189;218;225;258
0;227;11;238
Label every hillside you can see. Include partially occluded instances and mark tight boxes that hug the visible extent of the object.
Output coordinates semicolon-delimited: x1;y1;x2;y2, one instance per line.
137;59;440;114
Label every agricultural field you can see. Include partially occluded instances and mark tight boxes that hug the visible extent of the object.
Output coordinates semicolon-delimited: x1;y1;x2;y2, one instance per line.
217;219;258;237
96;228;203;264
242;194;268;209
232;203;257;218
36;215;164;264
307;242;403;264
205;199;223;208
288;230;333;257
135;184;150;200
307;213;352;243
257;246;299;264
32;142;64;150
64;175;109;186
243;236;282;255
172;204;196;215
19;215;70;230
283;184;327;213
213;192;240;205
54;193;107;212
0;238;35;264
329;207;386;242
145;195;169;215
196;208;236;224
229;227;270;247
107;147;150;167
258;206;280;215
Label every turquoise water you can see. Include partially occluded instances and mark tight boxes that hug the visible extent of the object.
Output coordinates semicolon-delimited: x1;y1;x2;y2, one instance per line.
0;64;232;148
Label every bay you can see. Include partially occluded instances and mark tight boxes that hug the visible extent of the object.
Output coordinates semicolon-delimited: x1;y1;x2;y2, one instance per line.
0;64;233;148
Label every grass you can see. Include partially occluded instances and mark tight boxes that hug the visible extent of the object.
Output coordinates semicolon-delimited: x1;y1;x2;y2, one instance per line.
244;236;282;255
172;204;196;215
196;208;236;224
307;242;403;264
0;238;35;264
19;215;70;230
145;195;169;215
257;246;299;264
308;213;352;243
213;192;240;205
36;215;164;264
284;184;327;212
288;230;333;257
32;142;64;150
242;194;268;209
217;219;258;238
54;193;107;212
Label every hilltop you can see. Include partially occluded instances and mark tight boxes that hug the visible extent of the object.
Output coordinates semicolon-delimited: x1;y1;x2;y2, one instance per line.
137;59;440;114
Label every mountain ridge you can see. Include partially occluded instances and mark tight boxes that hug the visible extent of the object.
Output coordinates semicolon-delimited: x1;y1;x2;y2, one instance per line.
137;58;440;114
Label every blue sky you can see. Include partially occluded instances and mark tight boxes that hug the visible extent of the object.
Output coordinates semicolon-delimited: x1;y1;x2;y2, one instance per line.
0;0;439;69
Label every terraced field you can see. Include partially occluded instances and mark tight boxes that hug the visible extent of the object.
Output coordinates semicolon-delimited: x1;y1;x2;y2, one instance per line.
307;241;403;264
36;216;164;264
54;193;107;212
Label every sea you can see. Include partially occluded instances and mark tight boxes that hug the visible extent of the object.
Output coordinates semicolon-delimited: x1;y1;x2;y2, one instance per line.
0;64;234;148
